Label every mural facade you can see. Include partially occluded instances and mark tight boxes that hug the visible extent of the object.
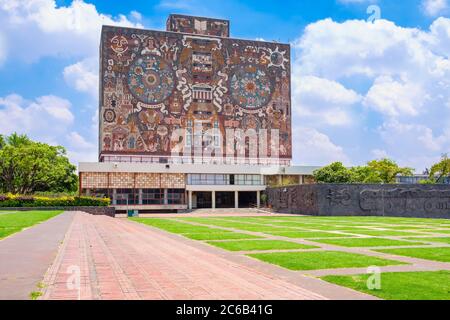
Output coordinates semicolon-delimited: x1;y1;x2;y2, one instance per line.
99;16;291;161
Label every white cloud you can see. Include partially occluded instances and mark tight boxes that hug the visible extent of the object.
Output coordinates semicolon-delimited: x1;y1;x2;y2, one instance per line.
130;10;142;22
66;131;97;164
378;119;450;153
0;94;74;143
0;32;6;65
292;127;350;166
422;0;448;17
363;76;425;117
292;17;450;170
371;149;389;159
0;0;143;64
292;75;361;126
67;131;95;150
63;57;98;98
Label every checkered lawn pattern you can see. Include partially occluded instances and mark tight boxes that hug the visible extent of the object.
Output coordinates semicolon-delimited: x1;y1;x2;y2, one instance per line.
132;215;450;300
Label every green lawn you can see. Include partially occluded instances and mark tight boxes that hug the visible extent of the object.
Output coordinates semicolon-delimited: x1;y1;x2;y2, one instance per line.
183;232;261;241
248;251;405;271
419;229;450;235
0;210;63;239
261;230;348;238
309;237;427;248
206;239;317;251
341;230;424;237
376;247;450;262
407;237;450;244
130;218;223;234
322;271;450;300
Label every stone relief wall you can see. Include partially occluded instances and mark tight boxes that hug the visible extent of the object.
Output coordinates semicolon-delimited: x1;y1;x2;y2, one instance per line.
268;184;450;219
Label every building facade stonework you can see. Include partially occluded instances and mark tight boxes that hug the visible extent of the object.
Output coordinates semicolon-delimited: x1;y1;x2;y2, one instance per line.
79;14;316;214
99;14;291;162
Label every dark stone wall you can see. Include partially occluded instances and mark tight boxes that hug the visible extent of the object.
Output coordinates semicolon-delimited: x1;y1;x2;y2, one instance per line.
267;184;450;219
0;207;116;217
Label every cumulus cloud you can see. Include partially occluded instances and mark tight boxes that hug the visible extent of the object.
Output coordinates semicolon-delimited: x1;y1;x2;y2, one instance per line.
0;0;143;164
292;17;450;170
292;75;361;126
63;57;98;98
423;0;448;17
0;94;73;143
363;76;426;117
0;0;143;64
292;127;350;166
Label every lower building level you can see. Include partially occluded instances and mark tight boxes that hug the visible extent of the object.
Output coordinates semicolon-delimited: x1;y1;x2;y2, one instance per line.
78;162;319;213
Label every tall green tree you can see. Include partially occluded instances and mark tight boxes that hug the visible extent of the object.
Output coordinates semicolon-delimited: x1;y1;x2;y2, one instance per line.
0;133;78;194
313;162;353;183
366;158;413;184
429;154;450;183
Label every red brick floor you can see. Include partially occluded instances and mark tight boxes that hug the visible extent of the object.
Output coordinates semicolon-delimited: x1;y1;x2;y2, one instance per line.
41;212;326;300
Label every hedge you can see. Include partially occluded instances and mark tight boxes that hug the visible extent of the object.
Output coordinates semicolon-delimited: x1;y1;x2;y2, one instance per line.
0;194;110;207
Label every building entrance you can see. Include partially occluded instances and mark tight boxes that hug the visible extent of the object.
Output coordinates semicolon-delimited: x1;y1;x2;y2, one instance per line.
195;192;212;209
238;191;257;208
215;192;235;209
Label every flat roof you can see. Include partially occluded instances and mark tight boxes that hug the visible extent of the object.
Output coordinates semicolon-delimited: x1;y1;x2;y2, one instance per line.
78;162;320;175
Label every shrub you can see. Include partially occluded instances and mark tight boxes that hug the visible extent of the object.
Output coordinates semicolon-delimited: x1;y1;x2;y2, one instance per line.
0;194;110;207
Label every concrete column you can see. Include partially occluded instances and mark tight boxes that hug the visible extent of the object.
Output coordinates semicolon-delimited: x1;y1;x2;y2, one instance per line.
278;175;283;185
257;190;261;208
235;191;239;209
112;189;117;205
212;191;216;210
138;189;143;205
188;191;193;210
164;189;168;205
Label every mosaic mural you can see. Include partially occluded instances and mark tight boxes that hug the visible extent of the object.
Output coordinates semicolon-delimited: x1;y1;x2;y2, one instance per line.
100;18;292;159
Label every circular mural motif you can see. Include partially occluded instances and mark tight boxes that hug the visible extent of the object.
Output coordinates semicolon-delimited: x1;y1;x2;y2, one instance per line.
230;66;272;110
127;55;175;105
103;109;116;123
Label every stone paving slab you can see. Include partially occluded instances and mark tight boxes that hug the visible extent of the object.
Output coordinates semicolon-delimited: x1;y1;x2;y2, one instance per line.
0;211;75;300
41;212;330;300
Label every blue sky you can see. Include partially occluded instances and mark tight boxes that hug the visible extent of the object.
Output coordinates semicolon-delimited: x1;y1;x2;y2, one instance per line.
0;0;449;171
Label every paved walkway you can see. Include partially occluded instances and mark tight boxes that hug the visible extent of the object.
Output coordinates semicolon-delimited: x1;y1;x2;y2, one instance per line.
0;212;75;300
39;212;363;300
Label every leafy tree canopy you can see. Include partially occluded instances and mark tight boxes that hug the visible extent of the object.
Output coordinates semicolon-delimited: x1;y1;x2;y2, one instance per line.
313;162;353;184
429;154;450;183
313;159;413;184
0;133;78;194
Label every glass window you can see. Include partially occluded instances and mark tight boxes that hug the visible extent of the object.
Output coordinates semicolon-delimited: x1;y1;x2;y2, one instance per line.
142;189;164;205
167;189;185;205
115;189;138;205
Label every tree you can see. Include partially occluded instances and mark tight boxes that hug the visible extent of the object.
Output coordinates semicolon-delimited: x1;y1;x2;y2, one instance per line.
349;166;383;183
313;159;413;184
0;133;78;194
429;154;450;183
366;158;413;184
313;162;353;183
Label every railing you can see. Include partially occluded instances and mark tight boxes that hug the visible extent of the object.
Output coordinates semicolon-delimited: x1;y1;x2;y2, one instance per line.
100;155;291;166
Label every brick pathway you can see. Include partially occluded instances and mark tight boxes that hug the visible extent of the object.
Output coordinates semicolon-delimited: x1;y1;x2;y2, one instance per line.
41;212;330;300
0;212;75;300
